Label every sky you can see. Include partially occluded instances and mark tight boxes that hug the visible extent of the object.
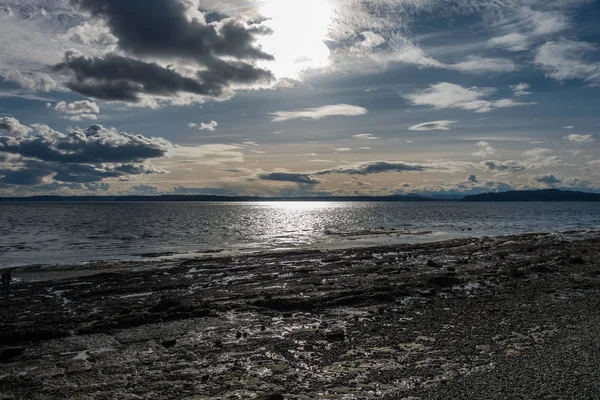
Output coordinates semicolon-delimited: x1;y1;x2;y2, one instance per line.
0;0;599;197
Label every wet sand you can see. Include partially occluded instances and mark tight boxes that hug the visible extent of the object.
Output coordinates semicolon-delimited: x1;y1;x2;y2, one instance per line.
1;231;599;399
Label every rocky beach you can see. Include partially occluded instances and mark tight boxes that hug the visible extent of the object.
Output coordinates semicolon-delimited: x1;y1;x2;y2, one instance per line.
1;231;599;399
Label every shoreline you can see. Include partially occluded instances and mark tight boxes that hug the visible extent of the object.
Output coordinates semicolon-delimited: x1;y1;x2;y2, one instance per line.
8;229;598;278
1;231;599;399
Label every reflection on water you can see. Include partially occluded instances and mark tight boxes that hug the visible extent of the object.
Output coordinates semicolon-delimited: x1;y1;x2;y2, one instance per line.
1;201;599;266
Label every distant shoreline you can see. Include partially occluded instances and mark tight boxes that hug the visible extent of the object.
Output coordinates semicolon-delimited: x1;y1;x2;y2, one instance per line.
1;189;600;202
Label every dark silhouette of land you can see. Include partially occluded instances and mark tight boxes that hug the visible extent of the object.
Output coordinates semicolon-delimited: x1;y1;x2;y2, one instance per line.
462;189;600;202
0;189;599;202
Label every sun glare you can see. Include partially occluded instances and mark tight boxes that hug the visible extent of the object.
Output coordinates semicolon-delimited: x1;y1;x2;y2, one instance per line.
257;0;335;79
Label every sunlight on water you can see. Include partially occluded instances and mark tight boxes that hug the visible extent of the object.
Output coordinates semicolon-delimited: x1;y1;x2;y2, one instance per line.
1;202;599;266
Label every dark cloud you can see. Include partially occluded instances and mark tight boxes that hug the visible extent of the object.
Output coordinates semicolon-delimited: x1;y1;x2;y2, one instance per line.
0;168;48;185
56;0;275;103
0;123;172;163
467;174;479;183
0;118;171;186
255;161;429;185
481;160;526;172
54;51;273;102
257;172;324;185
533;174;561;186
317;161;426;176
71;0;273;63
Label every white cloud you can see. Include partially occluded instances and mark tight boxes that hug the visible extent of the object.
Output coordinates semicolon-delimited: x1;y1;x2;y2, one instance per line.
563;126;575;130
489;33;531;52
452;56;517;74
564;134;594;144
53;100;101;121
188;121;218;131
472;141;497;157
335;147;352;152
408;120;457;131
404;83;535;113
0;116;32;137
379;45;517;75
522;148;553;158
588;160;600;167
55;100;100;115
63;114;98;121
271;104;368;122
535;39;600;86
510;82;532;97
174;144;244;165
1;68;57;92
352;133;379;140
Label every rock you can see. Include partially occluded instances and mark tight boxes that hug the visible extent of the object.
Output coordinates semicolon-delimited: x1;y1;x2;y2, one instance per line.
150;295;182;312
533;265;553;273
0;347;24;363
427;260;443;268
263;394;284;400
428;275;461;288
504;348;521;357
236;330;242;339
570;256;585;265
162;339;177;348
325;328;346;342
419;288;437;297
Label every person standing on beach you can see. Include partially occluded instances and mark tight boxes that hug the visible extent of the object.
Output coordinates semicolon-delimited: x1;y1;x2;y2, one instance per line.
1;269;12;293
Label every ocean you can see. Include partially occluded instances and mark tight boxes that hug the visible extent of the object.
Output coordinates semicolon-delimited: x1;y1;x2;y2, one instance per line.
1;201;599;267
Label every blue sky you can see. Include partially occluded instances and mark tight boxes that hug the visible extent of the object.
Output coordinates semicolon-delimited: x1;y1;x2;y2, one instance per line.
0;0;599;196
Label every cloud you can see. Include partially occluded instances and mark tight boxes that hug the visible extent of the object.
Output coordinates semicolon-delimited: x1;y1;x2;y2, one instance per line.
53;0;276;105
188;121;218;131
0;68;57;92
564;134;594;144
472;141;497;157
481;160;526;173
510;82;532;97
253;160;429;185
0;118;171;186
55;100;100;115
53;100;101;121
271;104;368;122
451;56;517;74
0;117;32;137
467;174;478;183
588;160;600;167
174;144;244;165
532;174;561;186
257;171;325;185
352;133;379;140
408;120;456;131
71;0;273;64
404;83;535;113
535;39;600;86
563;126;575;130
335;148;352;152
522;148;553;158
316;161;427;176
54;51;274;104
489;33;531;52
127;184;161;195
